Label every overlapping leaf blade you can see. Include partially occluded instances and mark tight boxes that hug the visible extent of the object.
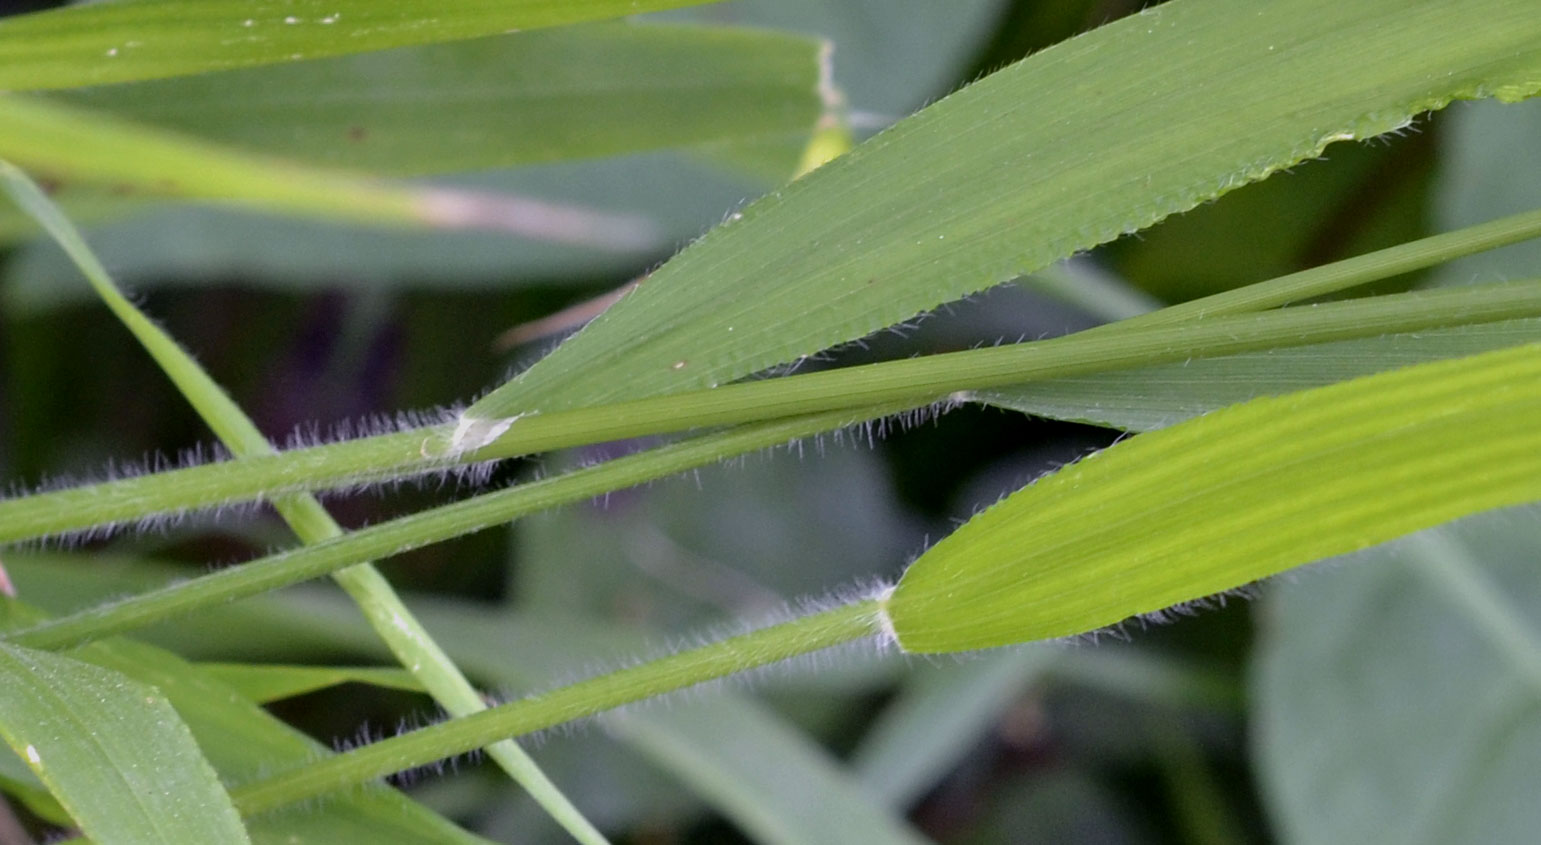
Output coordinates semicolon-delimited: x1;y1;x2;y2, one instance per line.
461;0;1541;433
886;343;1541;651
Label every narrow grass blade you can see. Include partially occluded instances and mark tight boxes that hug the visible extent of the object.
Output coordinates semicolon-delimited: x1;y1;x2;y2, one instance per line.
983;206;1541;427
227;602;886;817
1109;207;1541;330
0;0;720;90
458;0;1541;439
2;407;910;651
0;639;250;844
200;663;425;704
0;97;655;247
884;343;1541;652
49;24;823;176
978;317;1541;432
0;161;614;844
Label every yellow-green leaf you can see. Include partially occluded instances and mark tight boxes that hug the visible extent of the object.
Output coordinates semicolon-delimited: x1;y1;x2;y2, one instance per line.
886;343;1541;652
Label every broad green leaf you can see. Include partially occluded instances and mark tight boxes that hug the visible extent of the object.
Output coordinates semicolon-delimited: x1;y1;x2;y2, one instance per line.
0;0;719;90
46;24;822;177
201;662;425;703
0;599;491;845
460;0;1541;434
0;638;251;844
0;95;656;247
884;343;1541;652
976;317;1541;431
1254;512;1541;845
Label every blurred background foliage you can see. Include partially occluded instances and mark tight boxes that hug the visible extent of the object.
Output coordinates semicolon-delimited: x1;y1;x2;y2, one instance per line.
2;0;1538;842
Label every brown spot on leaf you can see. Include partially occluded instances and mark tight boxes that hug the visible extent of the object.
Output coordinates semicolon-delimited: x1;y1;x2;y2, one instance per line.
347;126;367;142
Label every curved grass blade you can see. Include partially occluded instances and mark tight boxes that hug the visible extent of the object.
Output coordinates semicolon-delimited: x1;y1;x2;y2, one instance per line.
48;24;823;177
457;0;1541;442
0;639;250;844
0;96;655;248
0;0;720;90
884;343;1541;652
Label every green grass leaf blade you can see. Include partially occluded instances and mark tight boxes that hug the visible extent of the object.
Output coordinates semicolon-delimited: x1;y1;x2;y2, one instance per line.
0;97;655;247
239;593;926;845
0;160;614;845
885;342;1541;652
47;24;824;177
0;640;251;844
978;317;1541;432
0;0;721;90
459;0;1541;433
